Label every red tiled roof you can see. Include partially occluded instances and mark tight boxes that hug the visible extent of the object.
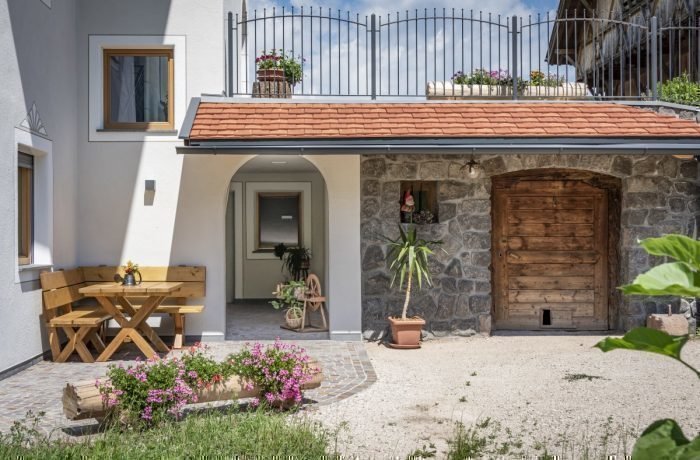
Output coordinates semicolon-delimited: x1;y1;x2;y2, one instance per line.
187;102;700;140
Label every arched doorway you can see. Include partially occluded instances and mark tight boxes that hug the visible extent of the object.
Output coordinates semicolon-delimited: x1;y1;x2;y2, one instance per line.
225;155;329;340
491;169;621;331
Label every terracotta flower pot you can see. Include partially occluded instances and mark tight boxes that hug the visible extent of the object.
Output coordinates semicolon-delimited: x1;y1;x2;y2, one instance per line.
257;68;286;82
387;316;425;349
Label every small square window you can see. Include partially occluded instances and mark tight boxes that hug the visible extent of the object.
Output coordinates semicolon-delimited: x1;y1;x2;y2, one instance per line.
103;49;174;130
18;152;33;266
256;192;301;251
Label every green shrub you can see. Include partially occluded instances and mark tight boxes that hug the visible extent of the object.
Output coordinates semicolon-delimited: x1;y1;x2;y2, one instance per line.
97;344;236;426
596;234;700;459
0;409;334;459
659;74;700;106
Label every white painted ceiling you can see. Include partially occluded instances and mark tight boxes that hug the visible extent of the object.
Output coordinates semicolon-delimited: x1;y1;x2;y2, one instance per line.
235;155;320;174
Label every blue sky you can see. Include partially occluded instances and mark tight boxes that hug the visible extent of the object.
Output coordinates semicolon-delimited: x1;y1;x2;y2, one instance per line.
249;0;560;17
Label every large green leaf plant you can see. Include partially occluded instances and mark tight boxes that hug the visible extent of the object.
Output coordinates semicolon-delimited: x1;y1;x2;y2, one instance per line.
595;234;700;459
383;226;443;320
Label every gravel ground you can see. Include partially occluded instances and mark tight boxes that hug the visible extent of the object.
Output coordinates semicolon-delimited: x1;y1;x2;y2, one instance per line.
307;334;700;459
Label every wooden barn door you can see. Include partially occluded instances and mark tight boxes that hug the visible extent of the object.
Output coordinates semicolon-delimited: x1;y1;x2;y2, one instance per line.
492;175;609;330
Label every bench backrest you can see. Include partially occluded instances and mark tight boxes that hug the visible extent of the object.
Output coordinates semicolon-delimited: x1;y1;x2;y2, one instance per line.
40;269;87;315
81;266;206;301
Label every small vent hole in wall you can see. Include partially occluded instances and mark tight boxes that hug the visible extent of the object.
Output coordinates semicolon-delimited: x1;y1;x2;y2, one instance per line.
542;309;552;326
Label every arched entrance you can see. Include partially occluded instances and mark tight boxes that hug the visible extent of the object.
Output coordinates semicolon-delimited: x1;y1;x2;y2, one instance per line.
491;169;621;331
224;155;329;340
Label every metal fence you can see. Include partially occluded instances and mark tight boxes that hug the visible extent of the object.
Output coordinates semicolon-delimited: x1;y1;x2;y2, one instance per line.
226;7;700;100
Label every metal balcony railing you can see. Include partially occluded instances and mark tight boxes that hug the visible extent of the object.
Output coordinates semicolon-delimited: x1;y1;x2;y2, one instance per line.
226;7;700;100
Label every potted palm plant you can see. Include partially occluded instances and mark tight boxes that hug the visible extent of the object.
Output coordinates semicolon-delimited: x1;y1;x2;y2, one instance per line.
383;226;443;348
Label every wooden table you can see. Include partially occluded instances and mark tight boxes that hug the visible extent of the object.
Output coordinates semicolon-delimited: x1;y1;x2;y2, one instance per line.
79;282;183;362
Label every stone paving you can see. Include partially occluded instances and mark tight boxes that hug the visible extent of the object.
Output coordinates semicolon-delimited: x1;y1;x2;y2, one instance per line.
227;301;329;341
0;339;375;437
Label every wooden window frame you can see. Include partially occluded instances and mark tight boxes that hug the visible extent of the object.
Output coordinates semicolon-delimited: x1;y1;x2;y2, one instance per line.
103;48;174;131
17;153;33;266
255;192;302;252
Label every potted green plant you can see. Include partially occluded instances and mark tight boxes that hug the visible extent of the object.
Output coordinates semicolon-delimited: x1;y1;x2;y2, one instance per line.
255;49;304;86
281;246;311;281
382;226;443;348
271;280;307;329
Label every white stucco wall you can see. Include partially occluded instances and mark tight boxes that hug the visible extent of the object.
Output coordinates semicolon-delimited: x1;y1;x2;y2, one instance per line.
74;0;230;342
0;0;363;375
0;0;79;375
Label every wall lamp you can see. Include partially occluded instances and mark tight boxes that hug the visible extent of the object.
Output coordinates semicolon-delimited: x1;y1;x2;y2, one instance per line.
460;156;480;178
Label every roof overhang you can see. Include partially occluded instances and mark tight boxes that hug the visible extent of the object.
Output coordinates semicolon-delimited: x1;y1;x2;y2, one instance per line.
177;137;700;156
177;97;700;156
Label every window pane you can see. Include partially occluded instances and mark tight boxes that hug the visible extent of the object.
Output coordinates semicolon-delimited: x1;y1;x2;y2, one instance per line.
258;194;300;248
17;160;33;264
109;54;169;123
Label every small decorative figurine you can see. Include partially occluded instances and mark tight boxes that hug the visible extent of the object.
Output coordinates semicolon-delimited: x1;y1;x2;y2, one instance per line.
400;190;415;213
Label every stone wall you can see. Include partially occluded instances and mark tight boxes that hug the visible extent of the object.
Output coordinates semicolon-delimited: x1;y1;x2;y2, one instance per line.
360;153;699;337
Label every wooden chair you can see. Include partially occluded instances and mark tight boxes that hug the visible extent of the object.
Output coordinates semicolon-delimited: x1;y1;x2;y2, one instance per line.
40;270;110;363
300;274;328;332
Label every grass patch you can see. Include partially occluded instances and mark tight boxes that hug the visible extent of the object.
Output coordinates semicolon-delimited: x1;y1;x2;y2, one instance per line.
445;416;635;459
563;373;605;382
407;442;437;459
0;408;335;459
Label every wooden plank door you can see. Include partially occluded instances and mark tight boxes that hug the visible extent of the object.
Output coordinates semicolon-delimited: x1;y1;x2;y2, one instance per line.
492;178;609;330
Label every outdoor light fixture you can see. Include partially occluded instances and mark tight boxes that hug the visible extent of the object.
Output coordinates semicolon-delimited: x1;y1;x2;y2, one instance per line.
144;180;156;206
672;154;700;161
460;156;480;178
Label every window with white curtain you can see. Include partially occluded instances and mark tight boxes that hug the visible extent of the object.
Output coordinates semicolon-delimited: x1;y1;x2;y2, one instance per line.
103;49;173;130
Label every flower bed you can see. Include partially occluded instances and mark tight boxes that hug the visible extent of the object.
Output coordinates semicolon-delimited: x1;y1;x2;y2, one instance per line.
95;341;320;426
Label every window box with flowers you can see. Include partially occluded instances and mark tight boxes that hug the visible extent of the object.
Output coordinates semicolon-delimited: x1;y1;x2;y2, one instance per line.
426;69;588;99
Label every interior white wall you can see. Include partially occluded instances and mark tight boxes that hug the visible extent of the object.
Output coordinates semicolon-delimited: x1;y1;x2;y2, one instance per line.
0;0;79;374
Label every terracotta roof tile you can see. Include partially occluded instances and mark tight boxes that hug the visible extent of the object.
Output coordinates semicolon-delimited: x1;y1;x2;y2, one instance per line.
187;102;700;140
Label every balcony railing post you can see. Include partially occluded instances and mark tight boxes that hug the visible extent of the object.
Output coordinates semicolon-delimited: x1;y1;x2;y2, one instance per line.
227;11;234;97
511;15;518;100
370;13;377;99
650;16;658;101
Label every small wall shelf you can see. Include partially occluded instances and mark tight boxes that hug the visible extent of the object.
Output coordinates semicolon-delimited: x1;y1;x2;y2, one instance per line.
399;181;439;224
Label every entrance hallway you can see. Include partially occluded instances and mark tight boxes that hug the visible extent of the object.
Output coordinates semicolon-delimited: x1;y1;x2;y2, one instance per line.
226;300;330;340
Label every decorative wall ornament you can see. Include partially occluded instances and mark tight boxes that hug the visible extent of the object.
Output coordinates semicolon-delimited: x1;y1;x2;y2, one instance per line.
18;102;48;138
40;0;51;9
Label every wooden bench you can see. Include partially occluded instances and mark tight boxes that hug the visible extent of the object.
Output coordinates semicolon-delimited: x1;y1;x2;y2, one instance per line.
81;266;205;349
40;269;110;363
